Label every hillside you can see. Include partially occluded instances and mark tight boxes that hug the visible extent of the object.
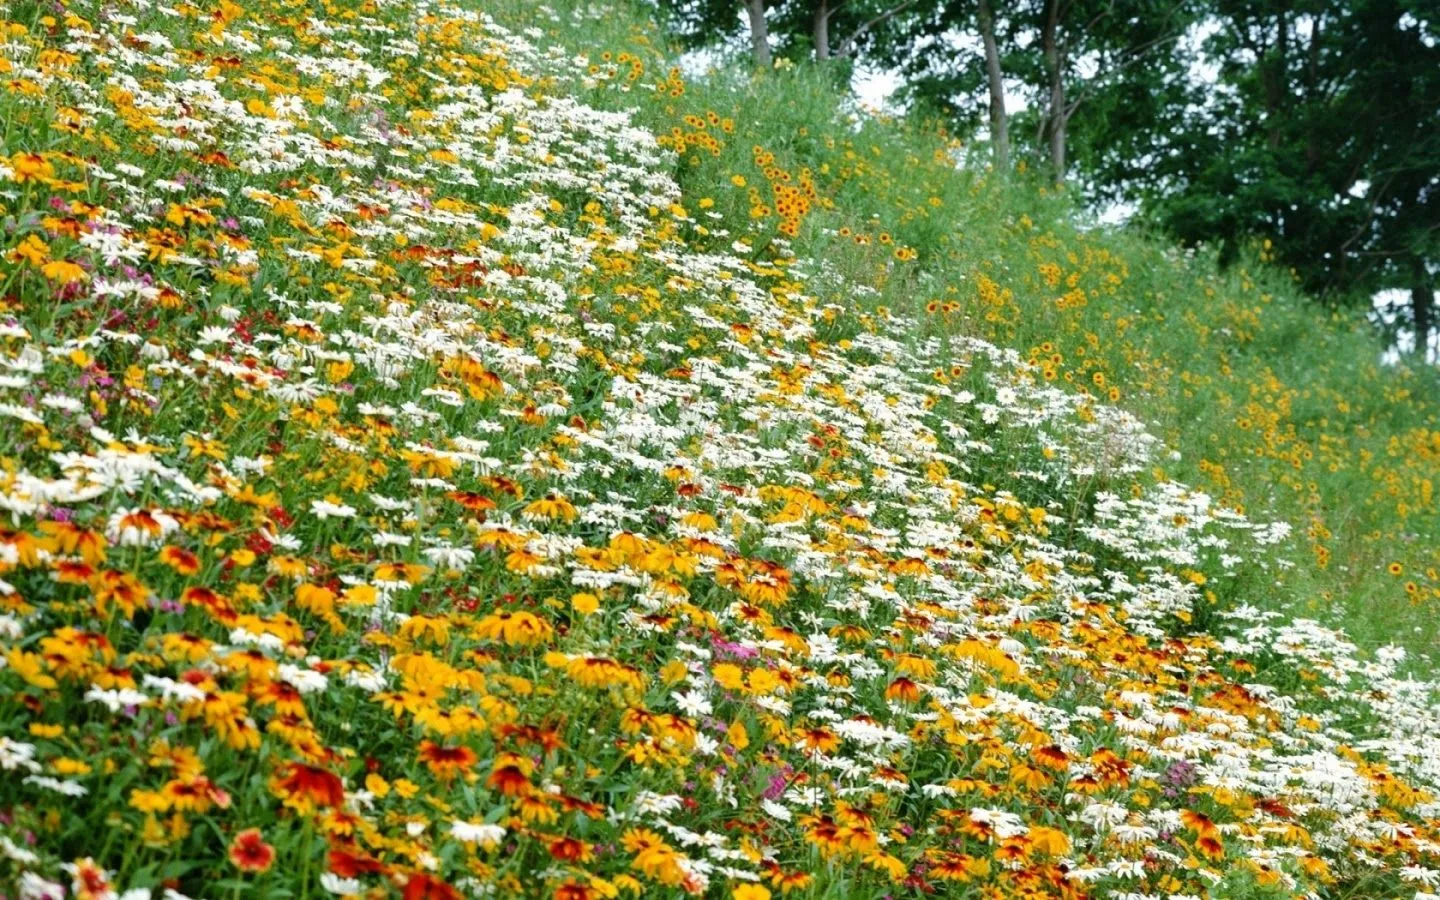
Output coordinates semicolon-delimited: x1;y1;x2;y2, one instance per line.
1;0;1439;897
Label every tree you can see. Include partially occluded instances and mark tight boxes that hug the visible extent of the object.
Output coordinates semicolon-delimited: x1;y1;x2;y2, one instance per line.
807;0;922;61
1343;1;1440;357
655;0;773;67
872;0;1197;182
1107;0;1440;352
655;0;927;69
867;0;1020;162
1036;0;1197;183
977;0;1009;170
745;0;772;66
651;0;975;74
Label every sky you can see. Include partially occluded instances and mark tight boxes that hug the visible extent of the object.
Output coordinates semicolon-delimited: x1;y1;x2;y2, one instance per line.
853;65;900;111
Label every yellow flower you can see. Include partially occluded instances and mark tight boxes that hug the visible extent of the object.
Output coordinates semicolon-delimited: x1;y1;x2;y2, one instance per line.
10;234;49;266
522;493;577;523
567;656;646;691
10;152;53;183
571;592;600;616
472;610;553;647
1029;825;1070;856
504;549;543;572
726;721;749;751
41;258;88;283
52;757;91;776
864;851;907;881
7;649;57;689
269;555;308;578
711;663;744;692
733;886;770;900
374;562;430;584
129;788;171;814
659;660;688;684
622;828;687;886
364;773;390;797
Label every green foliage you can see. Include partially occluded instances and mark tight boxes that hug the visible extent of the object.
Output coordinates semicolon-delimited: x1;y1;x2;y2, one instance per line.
1123;0;1440;307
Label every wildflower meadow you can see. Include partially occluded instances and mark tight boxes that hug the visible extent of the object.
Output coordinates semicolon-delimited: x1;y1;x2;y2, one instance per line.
1;0;1439;898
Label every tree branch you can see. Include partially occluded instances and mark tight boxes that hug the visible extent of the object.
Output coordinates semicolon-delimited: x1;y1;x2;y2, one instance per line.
1339;172;1399;255
836;0;918;57
1079;0;1115;37
1061;31;1185;122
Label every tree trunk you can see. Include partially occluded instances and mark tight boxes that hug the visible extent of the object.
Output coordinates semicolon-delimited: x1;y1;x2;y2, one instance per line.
813;0;830;60
977;0;1008;173
1041;0;1065;181
1262;7;1289;149
1414;257;1434;361
745;0;771;68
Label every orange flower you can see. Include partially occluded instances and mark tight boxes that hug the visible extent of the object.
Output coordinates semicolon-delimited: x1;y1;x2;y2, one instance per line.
162;777;225;813
256;680;307;717
1090;748;1131;787
273;762;346;810
328;846;386;878
514;792;558;824
42;258;87;284
417;740;478;781
38;521;107;564
1181;809;1220;839
68;858;113;899
1032;744;1071;771
10;152;53;183
485;752;533;796
883;677;923;703
564;655;646;691
548;836;593;863
494;723;564;753
90;569;149;620
522;493;577;522
446;490;496;513
928;852;984;882
1196;834;1226;861
553;880;597;900
765;867;813;894
229;828;275;873
995;837;1029;862
53;559;97;584
159;545;201;574
401;872;462;900
796;726;839;754
737;561;793;606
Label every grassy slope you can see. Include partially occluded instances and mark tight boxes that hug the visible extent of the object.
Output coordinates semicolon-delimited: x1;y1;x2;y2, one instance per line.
519;0;1440;656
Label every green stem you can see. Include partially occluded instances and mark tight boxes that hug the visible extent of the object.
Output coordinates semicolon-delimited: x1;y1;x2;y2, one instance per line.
298;819;314;899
